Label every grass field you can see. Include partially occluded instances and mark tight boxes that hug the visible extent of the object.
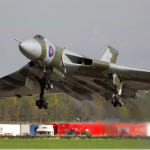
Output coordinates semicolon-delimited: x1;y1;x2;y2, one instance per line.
0;139;150;149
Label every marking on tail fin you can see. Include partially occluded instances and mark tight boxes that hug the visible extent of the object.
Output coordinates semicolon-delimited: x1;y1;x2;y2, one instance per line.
110;53;112;58
100;45;119;63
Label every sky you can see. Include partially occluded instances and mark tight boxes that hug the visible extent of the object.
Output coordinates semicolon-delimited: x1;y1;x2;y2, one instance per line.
0;0;150;77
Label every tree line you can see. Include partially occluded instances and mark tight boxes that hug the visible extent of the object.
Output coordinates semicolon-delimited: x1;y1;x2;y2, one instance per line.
0;94;87;124
0;91;150;123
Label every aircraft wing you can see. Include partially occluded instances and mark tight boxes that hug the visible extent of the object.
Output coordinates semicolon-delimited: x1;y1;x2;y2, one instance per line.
60;47;150;101
0;61;93;101
0;61;59;98
104;63;150;91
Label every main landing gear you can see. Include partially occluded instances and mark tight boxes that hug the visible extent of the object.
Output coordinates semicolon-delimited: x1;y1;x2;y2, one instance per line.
111;74;124;107
111;95;124;107
36;67;53;109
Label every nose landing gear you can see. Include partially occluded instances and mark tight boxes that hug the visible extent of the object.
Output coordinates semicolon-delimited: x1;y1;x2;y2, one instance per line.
36;82;48;109
36;67;53;109
36;99;48;109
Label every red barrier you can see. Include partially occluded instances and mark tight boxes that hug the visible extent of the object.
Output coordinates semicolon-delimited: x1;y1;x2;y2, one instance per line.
104;123;147;137
44;122;147;136
44;123;104;135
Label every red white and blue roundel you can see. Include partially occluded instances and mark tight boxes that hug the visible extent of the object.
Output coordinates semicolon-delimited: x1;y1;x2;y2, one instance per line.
49;46;54;57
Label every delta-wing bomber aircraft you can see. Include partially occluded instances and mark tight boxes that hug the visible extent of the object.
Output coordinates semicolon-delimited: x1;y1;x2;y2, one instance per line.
0;34;149;109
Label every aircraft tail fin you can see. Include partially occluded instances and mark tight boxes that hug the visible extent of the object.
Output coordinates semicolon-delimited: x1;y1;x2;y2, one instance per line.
100;45;119;63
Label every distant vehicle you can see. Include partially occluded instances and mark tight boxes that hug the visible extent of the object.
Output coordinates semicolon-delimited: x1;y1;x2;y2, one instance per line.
0;124;20;136
36;125;54;136
0;34;149;109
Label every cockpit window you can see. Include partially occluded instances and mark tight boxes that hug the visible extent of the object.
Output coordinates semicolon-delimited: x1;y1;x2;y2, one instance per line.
34;34;44;40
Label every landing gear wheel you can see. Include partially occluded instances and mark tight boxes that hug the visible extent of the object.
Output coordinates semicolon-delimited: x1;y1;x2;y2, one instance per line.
113;102;118;107
41;100;46;106
37;100;47;109
45;81;53;90
118;98;122;104
44;103;48;109
36;100;38;106
115;97;119;104
49;83;53;90
45;84;49;90
119;101;124;107
38;105;43;109
36;100;40;106
112;97;119;107
111;96;124;107
111;98;115;104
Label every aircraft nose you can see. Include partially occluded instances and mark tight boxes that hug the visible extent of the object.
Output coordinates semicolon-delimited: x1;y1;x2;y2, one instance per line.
19;39;42;60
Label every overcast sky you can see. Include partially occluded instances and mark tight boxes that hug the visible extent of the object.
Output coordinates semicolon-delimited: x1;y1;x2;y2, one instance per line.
0;0;150;77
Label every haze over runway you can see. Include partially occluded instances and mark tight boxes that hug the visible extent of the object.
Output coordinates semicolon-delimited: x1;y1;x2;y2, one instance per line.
0;0;150;77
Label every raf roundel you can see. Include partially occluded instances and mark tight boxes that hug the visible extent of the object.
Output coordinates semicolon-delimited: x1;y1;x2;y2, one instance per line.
49;46;54;57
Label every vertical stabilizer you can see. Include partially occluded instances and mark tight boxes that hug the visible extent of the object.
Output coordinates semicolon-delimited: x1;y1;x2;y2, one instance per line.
100;45;119;63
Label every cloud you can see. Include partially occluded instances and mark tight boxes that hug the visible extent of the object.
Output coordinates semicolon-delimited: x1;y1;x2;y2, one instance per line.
89;29;112;45
119;39;133;49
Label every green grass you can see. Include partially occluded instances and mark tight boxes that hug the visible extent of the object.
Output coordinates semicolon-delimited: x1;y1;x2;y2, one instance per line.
0;139;150;149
